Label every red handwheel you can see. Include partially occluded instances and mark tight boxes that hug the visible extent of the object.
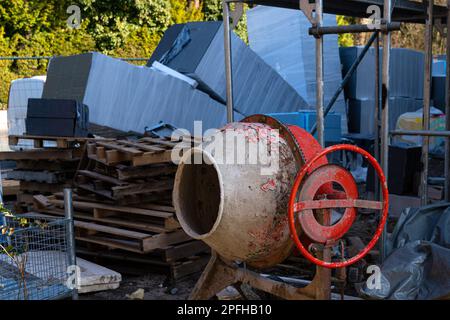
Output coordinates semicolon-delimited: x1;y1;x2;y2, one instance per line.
288;144;389;269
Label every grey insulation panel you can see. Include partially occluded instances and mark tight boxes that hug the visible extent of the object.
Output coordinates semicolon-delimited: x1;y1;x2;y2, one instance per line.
246;7;347;131
43;52;238;134
149;21;309;116
42;53;93;101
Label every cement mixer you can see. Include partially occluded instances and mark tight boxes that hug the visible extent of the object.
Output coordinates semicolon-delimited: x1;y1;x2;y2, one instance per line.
173;115;388;299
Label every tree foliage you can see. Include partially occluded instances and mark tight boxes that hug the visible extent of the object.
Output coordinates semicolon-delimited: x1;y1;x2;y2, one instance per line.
0;0;204;108
1;0;446;109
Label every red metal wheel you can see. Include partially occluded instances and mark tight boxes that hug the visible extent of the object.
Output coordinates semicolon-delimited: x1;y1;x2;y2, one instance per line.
288;144;389;269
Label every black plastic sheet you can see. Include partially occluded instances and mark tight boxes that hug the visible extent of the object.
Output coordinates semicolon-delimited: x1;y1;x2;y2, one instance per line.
362;203;450;300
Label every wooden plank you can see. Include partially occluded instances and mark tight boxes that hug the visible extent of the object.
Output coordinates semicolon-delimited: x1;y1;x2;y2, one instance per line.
136;203;175;213
38;208;170;234
132;150;173;166
164;241;210;262
142;230;191;252
77;170;128;186
1;179;20;196
9;134;112;143
76;236;143;253
115;140;167;152
96;147;106;160
74;220;151;239
0;149;75;161
105;149;133;165
20;181;70;193
171;256;210;280
32;194;53;209
47;199;173;218
111;179;173;198
139;137;179;147
96;141;143;155
116;164;177;180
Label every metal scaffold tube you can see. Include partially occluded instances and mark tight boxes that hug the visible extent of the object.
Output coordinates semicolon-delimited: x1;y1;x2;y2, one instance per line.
223;0;234;123
316;0;325;147
445;0;450;201
421;0;434;206
380;0;392;262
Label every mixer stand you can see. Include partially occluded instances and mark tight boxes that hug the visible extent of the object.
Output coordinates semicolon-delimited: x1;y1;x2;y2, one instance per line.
190;251;332;300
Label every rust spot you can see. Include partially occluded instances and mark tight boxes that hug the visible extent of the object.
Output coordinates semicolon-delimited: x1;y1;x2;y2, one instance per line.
260;179;277;192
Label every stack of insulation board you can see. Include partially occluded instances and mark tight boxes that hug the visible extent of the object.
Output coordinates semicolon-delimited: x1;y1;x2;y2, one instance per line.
148;21;309;116
42;52;240;135
340;47;425;135
246;6;347;132
7;76;46;150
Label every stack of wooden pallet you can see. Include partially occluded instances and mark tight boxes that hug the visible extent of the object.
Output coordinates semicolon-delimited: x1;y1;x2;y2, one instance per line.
33;136;210;281
2;135;91;211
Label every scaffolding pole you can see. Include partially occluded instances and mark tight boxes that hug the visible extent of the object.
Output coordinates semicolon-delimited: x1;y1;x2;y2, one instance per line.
380;0;392;262
420;0;434;206
316;0;325;147
446;0;450;201
223;0;235;123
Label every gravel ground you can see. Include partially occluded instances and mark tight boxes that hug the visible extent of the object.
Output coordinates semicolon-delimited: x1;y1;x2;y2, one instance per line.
80;272;201;300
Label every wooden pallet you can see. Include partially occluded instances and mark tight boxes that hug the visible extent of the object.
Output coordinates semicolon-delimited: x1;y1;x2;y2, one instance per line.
75;171;174;200
33;195;180;232
86;137;192;167
76;241;210;281
8;134;111;149
27;210;189;254
0;148;82;161
74;221;190;254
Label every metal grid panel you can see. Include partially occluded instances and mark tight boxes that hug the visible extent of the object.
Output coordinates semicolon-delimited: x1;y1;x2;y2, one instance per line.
0;216;72;300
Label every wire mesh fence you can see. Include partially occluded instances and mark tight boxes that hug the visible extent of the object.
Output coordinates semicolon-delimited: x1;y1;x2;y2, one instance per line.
0;215;74;300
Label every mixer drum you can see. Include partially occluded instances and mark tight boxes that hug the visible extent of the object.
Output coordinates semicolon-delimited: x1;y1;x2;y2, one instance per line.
173;122;298;268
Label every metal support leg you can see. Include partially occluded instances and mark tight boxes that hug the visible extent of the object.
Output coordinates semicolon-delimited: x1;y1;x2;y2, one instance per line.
380;0;392;262
64;188;78;300
223;1;234;123
421;0;434;206
374;32;381;201
445;1;450;201
315;0;325;147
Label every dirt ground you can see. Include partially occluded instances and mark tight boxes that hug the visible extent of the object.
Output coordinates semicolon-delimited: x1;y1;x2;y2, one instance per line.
80;272;201;300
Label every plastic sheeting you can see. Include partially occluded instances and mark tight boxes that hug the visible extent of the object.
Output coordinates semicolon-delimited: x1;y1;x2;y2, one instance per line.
362;203;450;300
394;107;446;155
7;76;46;149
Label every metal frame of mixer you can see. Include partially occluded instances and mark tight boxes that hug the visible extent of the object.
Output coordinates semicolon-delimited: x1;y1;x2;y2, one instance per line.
222;0;450;264
187;0;450;300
